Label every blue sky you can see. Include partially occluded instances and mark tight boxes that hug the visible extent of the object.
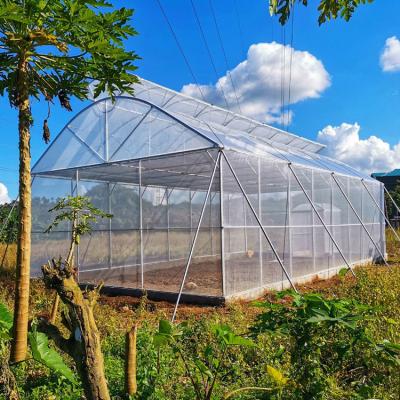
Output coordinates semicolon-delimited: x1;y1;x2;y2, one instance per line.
1;0;400;201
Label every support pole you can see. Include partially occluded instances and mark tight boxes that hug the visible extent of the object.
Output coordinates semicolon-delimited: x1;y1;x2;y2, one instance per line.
384;185;400;216
288;164;356;278
331;174;388;266
361;179;400;243
223;152;298;293
219;154;226;296
172;152;221;322
139;160;144;289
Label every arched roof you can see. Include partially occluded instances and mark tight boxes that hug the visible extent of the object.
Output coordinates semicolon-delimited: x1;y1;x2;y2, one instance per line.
32;78;376;182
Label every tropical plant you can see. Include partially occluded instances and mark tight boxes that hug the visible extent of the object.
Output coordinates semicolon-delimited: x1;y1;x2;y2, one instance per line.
251;290;400;399
0;0;139;363
0;301;77;400
39;195;114;399
269;0;374;25
154;319;276;400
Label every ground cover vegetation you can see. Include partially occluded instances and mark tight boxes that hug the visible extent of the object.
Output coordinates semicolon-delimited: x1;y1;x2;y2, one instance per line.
0;205;399;398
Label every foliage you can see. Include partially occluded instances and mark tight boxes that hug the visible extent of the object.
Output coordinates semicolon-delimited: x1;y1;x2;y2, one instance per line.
0;202;18;244
45;195;112;245
0;301;77;385
0;0;139;111
251;290;400;399
28;327;77;384
269;0;374;25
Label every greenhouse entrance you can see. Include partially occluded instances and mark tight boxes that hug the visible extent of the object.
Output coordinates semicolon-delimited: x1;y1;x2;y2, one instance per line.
31;79;386;303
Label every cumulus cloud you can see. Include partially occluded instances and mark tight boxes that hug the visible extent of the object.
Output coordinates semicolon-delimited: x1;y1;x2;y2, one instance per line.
380;36;400;72
0;182;10;204
317;122;400;174
181;42;331;124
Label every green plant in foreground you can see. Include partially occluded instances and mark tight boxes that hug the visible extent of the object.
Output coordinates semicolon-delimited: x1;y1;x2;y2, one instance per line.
251;290;400;400
0;301;77;399
154;319;277;400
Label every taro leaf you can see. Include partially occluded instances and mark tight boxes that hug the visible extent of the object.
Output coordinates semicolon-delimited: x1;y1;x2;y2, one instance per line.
29;329;77;384
212;324;254;347
338;267;348;277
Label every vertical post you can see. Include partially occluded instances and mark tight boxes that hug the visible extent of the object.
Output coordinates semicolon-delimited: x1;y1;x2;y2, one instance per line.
287;166;293;280
139;160;144;289
258;157;263;286
75;169;80;281
104;100;109;162
311;170;316;272
167;188;171;261
108;182;112;268
172;152;221;322
219;153;226;297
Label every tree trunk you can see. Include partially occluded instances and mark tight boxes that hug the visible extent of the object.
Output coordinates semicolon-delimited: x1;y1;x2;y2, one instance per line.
42;260;110;400
125;325;137;396
10;57;32;363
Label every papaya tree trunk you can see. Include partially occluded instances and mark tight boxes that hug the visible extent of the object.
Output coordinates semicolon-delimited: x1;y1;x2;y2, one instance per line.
41;260;110;400
10;57;32;363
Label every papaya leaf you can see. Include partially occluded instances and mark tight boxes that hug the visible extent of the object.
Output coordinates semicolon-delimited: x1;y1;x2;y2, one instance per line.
0;302;13;330
29;328;77;384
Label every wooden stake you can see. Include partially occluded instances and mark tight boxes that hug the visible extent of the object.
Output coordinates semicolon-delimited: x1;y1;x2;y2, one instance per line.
125;325;137;396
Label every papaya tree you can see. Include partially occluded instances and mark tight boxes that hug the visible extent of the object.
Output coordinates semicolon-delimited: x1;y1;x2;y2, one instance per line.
269;0;374;25
0;0;139;363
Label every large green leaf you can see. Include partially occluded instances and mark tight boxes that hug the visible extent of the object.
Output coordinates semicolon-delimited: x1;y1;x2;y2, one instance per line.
0;302;13;339
0;302;13;330
212;324;254;347
29;328;77;384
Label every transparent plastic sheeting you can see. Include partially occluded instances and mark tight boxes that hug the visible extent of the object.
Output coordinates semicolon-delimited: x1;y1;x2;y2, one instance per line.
32;148;385;299
32;96;375;184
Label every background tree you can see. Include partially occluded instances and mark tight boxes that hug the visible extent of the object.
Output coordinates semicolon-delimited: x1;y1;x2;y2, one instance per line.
0;0;139;363
269;0;374;25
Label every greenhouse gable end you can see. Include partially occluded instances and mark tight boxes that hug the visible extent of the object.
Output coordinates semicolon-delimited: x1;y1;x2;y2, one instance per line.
31;78;386;303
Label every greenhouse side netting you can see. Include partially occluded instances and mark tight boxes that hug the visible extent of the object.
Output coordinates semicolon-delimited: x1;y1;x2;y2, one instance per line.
29;80;386;302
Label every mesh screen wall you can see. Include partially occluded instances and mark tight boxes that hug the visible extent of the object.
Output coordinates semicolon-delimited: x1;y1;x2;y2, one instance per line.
31;88;385;301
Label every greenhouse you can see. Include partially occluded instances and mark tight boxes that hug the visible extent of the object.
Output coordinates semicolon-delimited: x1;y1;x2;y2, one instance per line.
31;78;386;303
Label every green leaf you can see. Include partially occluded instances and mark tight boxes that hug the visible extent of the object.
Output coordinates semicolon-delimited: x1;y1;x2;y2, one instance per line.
212;324;254;347
29;328;77;384
0;302;13;331
159;319;173;335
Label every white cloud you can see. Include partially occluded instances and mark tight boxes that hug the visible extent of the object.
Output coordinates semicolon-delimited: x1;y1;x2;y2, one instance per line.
317;122;400;174
181;42;331;124
380;36;400;72
0;182;10;204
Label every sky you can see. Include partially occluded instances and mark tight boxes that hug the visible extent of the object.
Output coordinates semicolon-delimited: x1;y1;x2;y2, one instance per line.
1;0;400;203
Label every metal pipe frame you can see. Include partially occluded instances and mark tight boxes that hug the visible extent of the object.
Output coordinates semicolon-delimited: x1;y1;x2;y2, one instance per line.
288;163;356;278
172;151;221;322
222;151;298;293
219;154;226;296
384;186;400;215
139;160;144;288
331;173;388;266
361;179;400;243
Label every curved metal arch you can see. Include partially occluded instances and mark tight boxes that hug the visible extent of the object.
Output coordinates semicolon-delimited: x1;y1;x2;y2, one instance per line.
32;95;222;173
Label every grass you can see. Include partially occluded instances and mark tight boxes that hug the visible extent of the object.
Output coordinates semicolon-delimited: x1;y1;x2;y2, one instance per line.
0;230;399;399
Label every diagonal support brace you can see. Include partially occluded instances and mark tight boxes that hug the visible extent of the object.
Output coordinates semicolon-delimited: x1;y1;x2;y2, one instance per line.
288;164;356;278
222;152;298;293
331;174;388;266
361;179;400;243
172;152;221;322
